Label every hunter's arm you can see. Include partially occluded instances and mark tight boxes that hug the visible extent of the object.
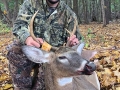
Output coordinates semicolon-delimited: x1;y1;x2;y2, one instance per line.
12;0;34;44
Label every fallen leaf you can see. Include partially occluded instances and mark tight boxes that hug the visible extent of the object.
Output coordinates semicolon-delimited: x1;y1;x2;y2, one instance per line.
3;84;13;90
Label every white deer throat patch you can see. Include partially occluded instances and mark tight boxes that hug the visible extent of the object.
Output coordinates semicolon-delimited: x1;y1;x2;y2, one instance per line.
57;77;73;86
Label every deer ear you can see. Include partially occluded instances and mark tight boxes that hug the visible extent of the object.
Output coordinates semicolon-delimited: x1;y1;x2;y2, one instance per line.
81;50;97;60
76;42;85;55
22;45;50;63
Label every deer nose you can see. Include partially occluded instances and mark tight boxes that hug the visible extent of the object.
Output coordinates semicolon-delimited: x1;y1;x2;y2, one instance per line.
83;62;96;75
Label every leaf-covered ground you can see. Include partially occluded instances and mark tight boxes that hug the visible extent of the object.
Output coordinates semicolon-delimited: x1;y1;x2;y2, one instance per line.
80;22;120;90
0;23;120;90
0;33;13;90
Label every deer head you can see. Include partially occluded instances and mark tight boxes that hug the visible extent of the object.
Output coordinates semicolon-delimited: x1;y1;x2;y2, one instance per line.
22;42;96;76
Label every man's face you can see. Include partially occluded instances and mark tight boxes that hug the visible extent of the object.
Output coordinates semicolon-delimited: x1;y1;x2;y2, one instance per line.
47;0;60;4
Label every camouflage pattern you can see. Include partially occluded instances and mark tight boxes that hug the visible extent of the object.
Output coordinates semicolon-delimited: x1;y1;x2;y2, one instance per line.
7;41;46;90
7;0;82;89
13;0;81;46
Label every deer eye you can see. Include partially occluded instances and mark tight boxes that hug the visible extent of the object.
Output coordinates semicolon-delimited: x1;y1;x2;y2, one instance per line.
58;56;70;65
58;56;66;59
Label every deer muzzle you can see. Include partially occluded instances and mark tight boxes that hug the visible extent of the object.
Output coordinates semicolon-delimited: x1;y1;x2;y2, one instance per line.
83;62;96;75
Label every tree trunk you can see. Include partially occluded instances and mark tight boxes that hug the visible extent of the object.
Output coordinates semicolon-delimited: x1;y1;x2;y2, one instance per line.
101;0;107;27
82;0;89;24
113;0;118;20
107;0;111;21
1;0;12;25
0;5;3;20
78;0;82;23
1;0;11;21
13;0;19;23
105;0;110;24
97;0;102;23
73;0;78;17
91;0;97;22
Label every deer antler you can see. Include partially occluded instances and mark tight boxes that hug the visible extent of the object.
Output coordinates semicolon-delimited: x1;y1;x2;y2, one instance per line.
65;18;78;46
29;10;58;51
29;10;39;43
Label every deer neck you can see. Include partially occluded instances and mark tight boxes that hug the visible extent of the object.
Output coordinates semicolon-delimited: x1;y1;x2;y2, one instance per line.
43;63;73;90
57;77;73;87
44;63;60;90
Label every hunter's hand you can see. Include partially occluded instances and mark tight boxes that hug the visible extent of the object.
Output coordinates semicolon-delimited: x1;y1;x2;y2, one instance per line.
67;35;79;47
25;36;43;48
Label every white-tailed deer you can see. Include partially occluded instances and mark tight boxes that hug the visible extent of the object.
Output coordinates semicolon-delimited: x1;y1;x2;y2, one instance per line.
22;11;100;90
22;42;97;90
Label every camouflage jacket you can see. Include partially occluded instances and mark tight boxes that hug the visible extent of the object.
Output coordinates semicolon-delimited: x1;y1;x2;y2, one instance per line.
13;0;82;47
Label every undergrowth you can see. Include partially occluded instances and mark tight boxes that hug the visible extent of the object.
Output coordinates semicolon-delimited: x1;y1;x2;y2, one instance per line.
0;21;11;34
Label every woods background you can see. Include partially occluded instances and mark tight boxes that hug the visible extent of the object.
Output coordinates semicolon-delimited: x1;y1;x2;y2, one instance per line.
0;0;120;27
0;0;120;90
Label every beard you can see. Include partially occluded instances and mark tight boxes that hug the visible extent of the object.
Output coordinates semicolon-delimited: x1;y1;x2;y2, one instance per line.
47;0;60;4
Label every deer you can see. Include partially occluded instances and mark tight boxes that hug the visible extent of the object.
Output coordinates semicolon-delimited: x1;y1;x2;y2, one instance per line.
21;11;100;90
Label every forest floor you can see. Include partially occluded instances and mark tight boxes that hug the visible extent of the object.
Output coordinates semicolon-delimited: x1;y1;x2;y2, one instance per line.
0;22;120;90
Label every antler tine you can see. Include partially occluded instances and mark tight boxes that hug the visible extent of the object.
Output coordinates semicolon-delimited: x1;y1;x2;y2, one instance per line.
29;10;39;43
71;18;77;35
29;11;58;51
66;18;77;46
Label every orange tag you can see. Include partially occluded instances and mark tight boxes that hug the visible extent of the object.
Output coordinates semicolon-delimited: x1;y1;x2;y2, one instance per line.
41;41;52;51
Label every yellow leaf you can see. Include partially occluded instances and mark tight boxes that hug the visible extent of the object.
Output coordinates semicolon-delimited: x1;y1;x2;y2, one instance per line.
104;68;112;75
111;51;120;55
112;61;117;67
97;72;102;77
117;78;120;83
94;54;100;58
3;84;13;90
0;65;3;70
3;10;7;15
0;73;9;81
114;36;120;41
116;87;120;90
103;57;111;64
100;51;110;57
0;56;5;60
